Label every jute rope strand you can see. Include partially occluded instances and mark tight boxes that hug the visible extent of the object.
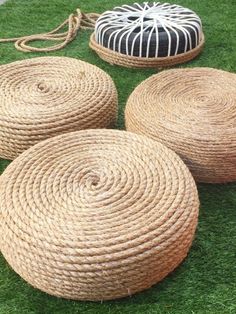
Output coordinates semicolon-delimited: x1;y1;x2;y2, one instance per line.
90;33;204;68
0;129;199;301
0;8;100;52
0;57;118;160
125;68;236;183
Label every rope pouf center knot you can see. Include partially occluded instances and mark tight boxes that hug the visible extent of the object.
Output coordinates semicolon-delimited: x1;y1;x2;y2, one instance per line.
37;82;50;93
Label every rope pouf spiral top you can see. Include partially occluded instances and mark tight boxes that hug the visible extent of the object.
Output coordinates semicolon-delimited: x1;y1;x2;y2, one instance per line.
0;129;199;301
0;57;118;160
90;2;204;68
125;68;236;183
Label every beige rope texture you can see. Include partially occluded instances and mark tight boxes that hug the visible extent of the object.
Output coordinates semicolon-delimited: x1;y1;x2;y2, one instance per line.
89;33;205;68
0;129;199;301
0;9;99;52
0;57;118;160
125;68;236;183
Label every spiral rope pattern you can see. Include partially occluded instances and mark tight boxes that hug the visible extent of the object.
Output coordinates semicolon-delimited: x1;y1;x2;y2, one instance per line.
0;129;199;301
125;68;236;183
0;57;118;160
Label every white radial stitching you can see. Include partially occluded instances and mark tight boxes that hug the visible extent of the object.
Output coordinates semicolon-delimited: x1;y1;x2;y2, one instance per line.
146;24;156;57
95;2;202;57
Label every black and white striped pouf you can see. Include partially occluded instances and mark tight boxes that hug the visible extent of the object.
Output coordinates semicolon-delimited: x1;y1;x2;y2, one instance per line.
90;2;204;68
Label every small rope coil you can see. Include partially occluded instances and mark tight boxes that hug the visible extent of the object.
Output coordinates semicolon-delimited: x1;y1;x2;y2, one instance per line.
0;8;100;52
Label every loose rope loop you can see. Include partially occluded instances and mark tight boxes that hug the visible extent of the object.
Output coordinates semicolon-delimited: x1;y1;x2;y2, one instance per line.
0;8;100;52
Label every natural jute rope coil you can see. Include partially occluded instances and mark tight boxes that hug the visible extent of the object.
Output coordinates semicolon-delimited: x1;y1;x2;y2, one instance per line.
0;56;118;160
125;68;236;183
0;129;199;301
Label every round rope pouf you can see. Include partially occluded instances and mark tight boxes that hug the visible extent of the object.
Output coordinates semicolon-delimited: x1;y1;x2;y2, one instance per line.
90;2;204;68
0;57;118;160
125;68;236;183
0;129;199;301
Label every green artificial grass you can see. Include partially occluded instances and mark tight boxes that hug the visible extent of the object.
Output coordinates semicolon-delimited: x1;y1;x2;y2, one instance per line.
0;0;236;313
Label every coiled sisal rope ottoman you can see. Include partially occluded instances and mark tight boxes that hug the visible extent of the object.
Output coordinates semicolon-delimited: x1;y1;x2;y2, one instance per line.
125;68;236;183
0;57;118;160
0;129;199;301
90;2;204;68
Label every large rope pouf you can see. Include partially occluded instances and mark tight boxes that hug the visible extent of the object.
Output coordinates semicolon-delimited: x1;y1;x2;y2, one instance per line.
0;129;199;301
125;68;236;183
0;57;118;160
90;2;204;68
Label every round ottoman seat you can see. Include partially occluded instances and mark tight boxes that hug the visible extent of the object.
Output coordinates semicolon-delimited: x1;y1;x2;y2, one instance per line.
125;68;236;183
0;56;118;160
90;2;204;68
0;129;199;301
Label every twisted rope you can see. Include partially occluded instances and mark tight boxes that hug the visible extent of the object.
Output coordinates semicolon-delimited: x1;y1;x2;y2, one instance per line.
0;56;118;160
0;8;100;52
90;33;204;68
125;68;236;183
0;129;199;301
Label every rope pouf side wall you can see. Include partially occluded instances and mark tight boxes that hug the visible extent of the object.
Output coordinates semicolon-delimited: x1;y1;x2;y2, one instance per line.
0;129;199;301
0;56;118;160
90;33;204;68
125;68;236;183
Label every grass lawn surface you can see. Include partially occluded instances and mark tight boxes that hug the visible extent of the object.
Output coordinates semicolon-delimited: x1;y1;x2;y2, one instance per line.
0;0;236;313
